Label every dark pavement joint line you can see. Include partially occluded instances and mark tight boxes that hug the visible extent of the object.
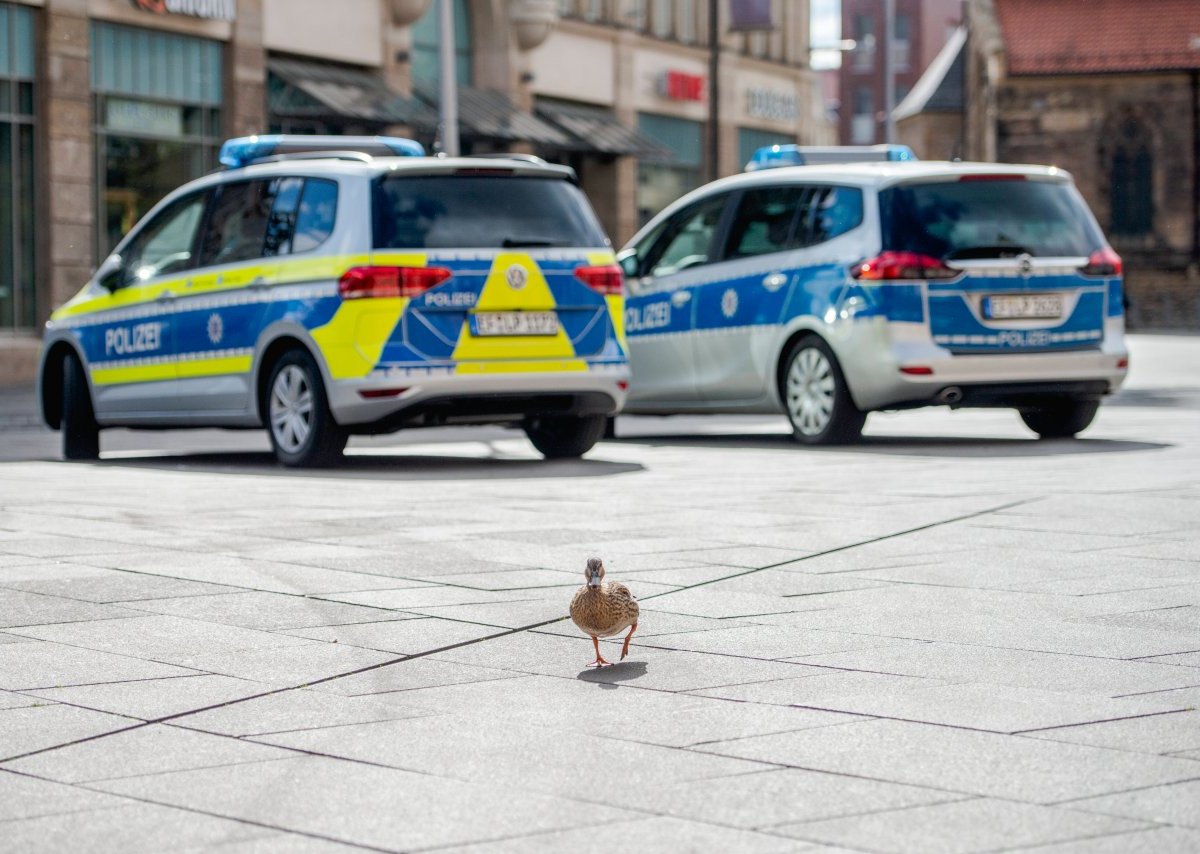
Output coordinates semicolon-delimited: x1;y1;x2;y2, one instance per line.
0;496;1038;765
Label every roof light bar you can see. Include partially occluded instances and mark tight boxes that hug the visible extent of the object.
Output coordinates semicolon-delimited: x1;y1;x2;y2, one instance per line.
744;144;918;172
218;134;425;169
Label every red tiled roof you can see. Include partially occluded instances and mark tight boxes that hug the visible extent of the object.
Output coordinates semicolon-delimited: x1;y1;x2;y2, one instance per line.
996;0;1200;75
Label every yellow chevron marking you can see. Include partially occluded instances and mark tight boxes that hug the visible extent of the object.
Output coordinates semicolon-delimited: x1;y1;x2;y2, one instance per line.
90;354;253;386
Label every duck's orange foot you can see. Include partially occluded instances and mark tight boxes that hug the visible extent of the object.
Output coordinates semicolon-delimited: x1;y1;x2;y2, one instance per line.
588;655;612;668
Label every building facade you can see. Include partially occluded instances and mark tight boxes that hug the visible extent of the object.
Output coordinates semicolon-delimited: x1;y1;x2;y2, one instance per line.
0;0;829;383
837;0;961;145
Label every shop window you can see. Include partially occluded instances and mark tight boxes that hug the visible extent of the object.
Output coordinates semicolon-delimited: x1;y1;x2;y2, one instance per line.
851;86;875;144
629;0;647;31
893;13;911;71
582;0;605;22
411;0;472;90
0;1;36;330
736;127;793;171
93;22;224;260
651;0;672;38
636;112;704;225
853;13;874;71
677;0;697;43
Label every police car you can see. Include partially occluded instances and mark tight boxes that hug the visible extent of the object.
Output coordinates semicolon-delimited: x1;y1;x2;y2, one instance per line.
39;135;628;466
618;149;1128;443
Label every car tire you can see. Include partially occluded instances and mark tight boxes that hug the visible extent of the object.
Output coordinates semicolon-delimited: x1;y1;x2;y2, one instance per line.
62;352;100;461
603;416;617;439
782;335;866;445
1019;399;1099;439
525;414;607;459
265;349;347;467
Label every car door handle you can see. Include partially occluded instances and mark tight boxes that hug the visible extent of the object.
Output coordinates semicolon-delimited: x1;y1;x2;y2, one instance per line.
762;272;789;291
250;276;269;291
670;290;692;307
155;290;176;303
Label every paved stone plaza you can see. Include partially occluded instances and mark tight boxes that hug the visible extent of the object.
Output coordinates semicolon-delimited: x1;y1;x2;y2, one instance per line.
0;334;1197;853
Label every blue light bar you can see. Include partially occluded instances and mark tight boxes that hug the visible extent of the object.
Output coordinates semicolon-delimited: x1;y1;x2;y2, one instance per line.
218;134;425;168
744;144;918;172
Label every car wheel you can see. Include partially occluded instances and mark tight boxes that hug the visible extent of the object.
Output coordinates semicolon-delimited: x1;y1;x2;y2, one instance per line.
1019;399;1099;439
783;336;866;445
525;414;607;459
266;350;347;467
62;352;99;461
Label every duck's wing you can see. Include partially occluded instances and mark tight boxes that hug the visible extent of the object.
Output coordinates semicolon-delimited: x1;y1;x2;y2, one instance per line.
609;582;636;601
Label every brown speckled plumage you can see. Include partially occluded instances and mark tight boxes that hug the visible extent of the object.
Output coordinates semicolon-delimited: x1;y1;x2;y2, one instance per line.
569;557;639;665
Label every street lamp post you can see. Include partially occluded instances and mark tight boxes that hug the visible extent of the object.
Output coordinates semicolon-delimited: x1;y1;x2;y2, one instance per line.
438;0;460;156
707;0;720;182
883;0;895;144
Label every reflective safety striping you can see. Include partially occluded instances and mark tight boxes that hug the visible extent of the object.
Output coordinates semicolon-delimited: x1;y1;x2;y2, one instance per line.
454;359;589;374
311;298;410;380
90;352;254;386
605;294;626;351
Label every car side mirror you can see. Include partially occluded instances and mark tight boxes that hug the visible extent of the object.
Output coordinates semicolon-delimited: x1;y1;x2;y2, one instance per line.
95;255;125;291
617;249;639;279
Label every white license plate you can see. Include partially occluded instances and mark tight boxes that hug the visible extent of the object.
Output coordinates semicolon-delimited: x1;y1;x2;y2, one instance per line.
984;294;1064;320
470;311;559;337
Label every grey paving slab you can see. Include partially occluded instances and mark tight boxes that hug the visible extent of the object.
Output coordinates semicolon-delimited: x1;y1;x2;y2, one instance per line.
27;674;275;720
94;755;638;851
597;768;969;829
1086;605;1200;633
0;803;276;853
772;797;1149;854
161;641;398;684
0;561;112;584
173;835;369;853
284;615;502;654
0;631;31;643
700;718;1200;803
637;587;813;619
1068;779;1200;828
1141;651;1200;667
637;624;932;660
797;642;1200;695
126;591;402;631
413;567;583;590
1013;827;1200;853
327;585;543;610
5;722;295;782
0;589;138;628
0;689;40;709
0;703;137;760
776;682;1191;734
4;572;237;603
0;769;135;822
252;713;766;797
1024;710;1200;755
13;614;317;663
311;656;524;697
175;687;437;737
0;641;199;690
435;816;809;854
694;671;955;706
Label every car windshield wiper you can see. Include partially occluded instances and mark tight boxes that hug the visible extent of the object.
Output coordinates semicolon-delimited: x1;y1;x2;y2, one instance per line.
501;237;566;248
944;245;1035;260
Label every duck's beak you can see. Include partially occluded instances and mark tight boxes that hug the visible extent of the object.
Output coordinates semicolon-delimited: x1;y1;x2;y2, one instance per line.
588;575;602;587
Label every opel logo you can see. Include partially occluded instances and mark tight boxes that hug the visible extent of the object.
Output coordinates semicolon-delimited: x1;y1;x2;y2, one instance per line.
1017;254;1034;277
505;265;528;290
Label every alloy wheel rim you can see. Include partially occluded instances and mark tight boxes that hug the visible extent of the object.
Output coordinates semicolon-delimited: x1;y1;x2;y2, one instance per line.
786;347;835;435
269;365;314;453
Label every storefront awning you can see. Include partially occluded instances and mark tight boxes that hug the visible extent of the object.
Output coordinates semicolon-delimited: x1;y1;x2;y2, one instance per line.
535;100;671;157
413;85;571;147
268;57;438;129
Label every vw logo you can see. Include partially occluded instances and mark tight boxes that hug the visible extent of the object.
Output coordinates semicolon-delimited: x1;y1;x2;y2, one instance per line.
1017;254;1034;277
505;265;528;290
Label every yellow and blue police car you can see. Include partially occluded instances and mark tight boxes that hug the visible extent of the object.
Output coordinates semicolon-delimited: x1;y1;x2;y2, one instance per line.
38;136;629;466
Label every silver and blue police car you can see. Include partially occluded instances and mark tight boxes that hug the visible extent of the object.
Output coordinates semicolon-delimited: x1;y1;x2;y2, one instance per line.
38;135;629;466
618;145;1128;443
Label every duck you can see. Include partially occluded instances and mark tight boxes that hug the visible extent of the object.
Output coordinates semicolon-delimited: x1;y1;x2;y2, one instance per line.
569;557;639;667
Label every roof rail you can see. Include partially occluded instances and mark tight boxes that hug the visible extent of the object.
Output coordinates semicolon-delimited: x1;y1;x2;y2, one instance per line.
745;144;918;172
219;134;425;169
461;152;550;166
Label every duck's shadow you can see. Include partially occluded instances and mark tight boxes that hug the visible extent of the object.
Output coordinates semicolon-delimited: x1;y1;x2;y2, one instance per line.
576;660;648;688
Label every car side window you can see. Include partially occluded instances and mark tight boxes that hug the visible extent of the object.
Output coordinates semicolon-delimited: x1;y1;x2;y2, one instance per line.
799;186;864;246
723;186;807;259
121;191;209;286
291;179;338;253
645;195;730;278
197;180;276;267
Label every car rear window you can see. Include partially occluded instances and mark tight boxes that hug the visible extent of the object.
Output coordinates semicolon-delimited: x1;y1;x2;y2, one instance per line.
879;178;1105;260
373;175;608;249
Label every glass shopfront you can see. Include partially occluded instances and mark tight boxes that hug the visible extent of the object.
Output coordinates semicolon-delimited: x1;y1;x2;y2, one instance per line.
0;2;36;329
92;22;224;258
636;112;703;227
737;127;794;171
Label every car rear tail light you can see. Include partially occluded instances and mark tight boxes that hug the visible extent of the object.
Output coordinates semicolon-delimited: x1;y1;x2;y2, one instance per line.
574;264;624;296
899;366;934;375
853;252;959;281
338;266;452;299
1079;248;1122;277
1117;357;1129;370
358;387;409;399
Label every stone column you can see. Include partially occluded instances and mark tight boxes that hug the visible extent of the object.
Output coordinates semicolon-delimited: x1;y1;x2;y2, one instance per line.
42;0;93;309
612;21;639;244
228;0;266;137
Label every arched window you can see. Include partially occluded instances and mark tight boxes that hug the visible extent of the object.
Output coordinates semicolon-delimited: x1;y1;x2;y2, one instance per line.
1109;116;1153;236
411;0;472;91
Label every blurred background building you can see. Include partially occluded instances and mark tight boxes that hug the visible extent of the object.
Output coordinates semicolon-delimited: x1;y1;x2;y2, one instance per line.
0;0;830;382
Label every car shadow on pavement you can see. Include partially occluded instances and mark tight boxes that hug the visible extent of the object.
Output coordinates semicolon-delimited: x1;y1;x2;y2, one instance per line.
576;660;648;688
612;433;1170;458
95;451;645;480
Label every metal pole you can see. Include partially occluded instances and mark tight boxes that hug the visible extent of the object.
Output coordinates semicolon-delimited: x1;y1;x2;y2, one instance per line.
438;0;460;156
707;0;720;182
883;0;895;144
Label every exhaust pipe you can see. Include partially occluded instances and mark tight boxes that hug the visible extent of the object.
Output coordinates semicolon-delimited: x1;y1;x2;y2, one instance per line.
938;386;964;406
